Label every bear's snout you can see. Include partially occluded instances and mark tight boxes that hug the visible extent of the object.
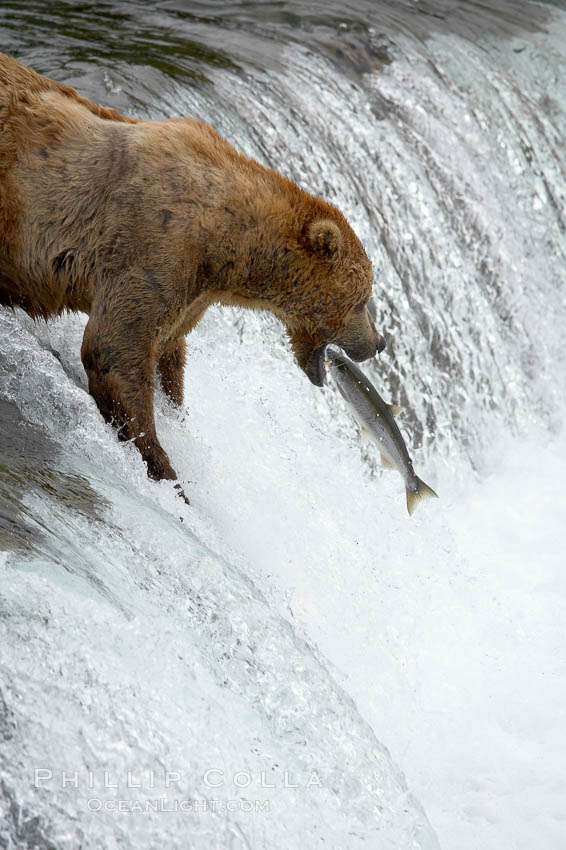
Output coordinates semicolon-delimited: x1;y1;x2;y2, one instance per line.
341;334;383;363
336;313;386;363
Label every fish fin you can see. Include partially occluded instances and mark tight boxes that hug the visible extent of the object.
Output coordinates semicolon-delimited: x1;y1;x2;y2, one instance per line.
406;476;439;516
360;426;372;444
380;453;396;469
388;404;402;418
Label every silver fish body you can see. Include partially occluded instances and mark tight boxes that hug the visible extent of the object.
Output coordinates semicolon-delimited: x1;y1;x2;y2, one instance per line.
327;348;438;515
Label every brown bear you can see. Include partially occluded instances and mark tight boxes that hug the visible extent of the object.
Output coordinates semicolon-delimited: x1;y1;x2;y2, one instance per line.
0;53;384;490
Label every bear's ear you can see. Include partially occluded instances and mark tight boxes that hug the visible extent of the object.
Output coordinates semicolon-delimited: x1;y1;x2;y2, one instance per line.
306;219;342;261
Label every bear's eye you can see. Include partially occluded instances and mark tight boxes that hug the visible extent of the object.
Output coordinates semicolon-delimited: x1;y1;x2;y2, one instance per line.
352;301;368;314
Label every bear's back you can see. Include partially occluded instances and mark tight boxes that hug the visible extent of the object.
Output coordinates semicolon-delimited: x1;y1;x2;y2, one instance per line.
0;52;137;127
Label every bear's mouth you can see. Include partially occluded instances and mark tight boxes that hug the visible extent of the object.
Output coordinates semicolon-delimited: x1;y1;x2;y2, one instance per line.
304;344;327;387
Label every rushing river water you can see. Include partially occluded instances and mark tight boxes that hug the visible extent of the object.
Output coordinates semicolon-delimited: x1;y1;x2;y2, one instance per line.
1;2;565;849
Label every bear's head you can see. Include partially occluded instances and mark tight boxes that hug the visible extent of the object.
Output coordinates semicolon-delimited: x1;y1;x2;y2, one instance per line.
280;217;385;386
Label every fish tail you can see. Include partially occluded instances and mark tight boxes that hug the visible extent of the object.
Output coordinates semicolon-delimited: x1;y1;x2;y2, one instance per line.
406;476;439;516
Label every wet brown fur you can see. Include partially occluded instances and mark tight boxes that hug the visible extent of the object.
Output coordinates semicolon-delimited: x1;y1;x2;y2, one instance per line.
0;53;381;484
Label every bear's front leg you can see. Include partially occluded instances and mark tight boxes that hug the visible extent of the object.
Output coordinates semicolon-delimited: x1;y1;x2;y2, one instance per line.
81;299;177;483
158;336;186;407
